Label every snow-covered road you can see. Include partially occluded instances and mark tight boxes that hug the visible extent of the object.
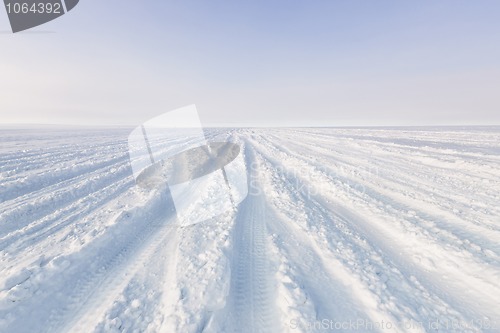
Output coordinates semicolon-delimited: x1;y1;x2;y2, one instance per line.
1;127;499;332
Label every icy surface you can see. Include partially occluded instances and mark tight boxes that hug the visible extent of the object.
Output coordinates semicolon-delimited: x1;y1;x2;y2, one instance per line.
0;127;499;332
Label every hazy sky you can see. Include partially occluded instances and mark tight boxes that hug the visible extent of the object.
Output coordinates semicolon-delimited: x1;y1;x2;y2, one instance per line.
1;0;499;126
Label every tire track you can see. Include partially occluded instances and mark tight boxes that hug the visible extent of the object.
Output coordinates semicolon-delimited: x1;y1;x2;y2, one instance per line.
248;131;500;323
1;186;176;333
223;143;278;333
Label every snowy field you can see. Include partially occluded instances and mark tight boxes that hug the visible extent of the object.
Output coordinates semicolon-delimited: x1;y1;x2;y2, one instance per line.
1;127;499;333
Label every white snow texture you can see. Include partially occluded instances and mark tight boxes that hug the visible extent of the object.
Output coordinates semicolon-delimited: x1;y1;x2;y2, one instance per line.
0;127;499;332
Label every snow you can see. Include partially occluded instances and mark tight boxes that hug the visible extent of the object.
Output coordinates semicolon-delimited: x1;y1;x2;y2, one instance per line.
0;127;499;332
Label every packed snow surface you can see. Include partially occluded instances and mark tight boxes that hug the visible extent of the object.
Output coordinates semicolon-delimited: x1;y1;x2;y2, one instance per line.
1;127;499;332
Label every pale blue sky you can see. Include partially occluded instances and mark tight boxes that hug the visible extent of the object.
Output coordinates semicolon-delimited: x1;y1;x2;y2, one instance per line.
1;0;499;126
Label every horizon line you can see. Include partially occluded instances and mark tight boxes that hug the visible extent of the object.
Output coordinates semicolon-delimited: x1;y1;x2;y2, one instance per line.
1;123;500;129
